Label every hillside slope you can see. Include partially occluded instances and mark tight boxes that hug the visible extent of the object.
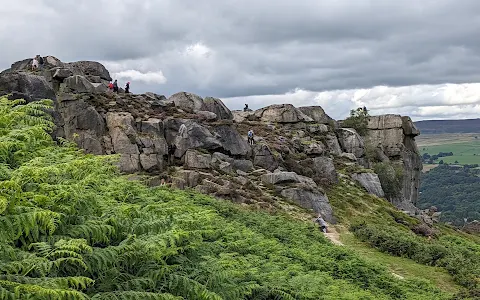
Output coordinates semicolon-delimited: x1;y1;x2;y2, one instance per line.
0;97;454;299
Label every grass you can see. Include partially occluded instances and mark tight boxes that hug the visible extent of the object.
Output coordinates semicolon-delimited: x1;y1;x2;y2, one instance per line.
339;229;460;294
422;164;438;173
417;133;480;165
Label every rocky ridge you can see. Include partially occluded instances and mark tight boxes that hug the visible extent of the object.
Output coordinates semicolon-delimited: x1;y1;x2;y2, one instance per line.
0;56;424;222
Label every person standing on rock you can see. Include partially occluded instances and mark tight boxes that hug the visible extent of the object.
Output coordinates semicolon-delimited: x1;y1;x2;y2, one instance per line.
315;214;328;233
113;80;119;93
247;129;255;145
125;82;130;93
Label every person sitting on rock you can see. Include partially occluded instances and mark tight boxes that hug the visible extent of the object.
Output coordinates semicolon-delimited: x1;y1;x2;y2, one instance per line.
125;82;130;93
36;55;44;69
315;214;328;233
113;80;119;93
31;57;39;71
244;104;249;112
247;129;255;145
108;82;114;91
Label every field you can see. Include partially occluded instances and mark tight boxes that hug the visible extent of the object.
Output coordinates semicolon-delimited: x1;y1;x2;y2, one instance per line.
417;133;480;165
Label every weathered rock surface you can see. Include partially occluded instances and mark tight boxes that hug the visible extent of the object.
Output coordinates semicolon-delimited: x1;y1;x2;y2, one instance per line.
254;104;313;123
281;189;333;222
63;75;95;93
352;173;385;198
169;92;206;113
298;106;332;124
0;55;425;221
0;72;56;102
204;97;233;120
337;128;365;158
366;114;422;206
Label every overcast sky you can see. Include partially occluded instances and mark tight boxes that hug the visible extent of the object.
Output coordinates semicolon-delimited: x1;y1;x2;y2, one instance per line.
2;0;480;121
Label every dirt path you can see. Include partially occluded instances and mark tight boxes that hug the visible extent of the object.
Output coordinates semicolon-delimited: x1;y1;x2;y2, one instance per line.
324;226;343;246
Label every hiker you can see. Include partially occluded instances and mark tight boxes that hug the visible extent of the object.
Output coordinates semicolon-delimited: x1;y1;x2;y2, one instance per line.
244;104;249;112
113;80;119;93
315;214;328;233
125;82;130;93
247;129;254;145
36;55;44;69
31;57;39;71
108;82;114;91
167;143;176;164
178;123;188;138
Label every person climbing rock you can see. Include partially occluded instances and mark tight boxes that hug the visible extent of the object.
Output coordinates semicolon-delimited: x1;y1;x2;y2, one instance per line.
167;143;177;164
247;129;255;145
108;82;114;91
113;80;119;93
315;214;328;233
125;82;130;93
31;57;39;71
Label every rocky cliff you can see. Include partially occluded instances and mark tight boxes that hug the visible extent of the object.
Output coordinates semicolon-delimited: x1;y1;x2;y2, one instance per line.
0;56;423;220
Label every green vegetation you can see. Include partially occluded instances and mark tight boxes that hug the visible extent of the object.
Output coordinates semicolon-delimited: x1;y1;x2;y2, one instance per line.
350;222;480;298
339;231;459;294
0;97;455;299
373;162;404;200
419;141;480;165
342;107;370;136
418;165;480;225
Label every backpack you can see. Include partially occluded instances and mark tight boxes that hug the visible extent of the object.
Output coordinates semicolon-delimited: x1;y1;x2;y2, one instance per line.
38;57;44;65
248;131;253;137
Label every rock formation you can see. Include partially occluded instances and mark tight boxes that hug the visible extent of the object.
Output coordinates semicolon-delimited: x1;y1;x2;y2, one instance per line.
0;56;424;220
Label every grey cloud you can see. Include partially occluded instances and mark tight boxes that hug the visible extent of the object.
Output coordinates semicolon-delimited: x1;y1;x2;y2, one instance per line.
2;0;480;120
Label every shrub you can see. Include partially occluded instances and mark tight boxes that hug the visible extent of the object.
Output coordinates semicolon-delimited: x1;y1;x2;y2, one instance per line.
374;162;404;199
342;107;370;136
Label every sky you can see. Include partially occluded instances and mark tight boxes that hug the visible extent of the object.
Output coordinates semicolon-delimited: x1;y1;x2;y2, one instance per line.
1;0;480;121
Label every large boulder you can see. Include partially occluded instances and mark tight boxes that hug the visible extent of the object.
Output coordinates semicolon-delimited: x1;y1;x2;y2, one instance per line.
212;125;251;156
106;112;139;155
261;171;316;188
401;116;420;136
352;173;385;198
139;118;168;156
0;72;56;102
169;92;206;113
163;118;222;157
63;75;95;93
253;144;279;171
325;134;342;155
65;61;112;81
254;104;313;123
281;188;334;222
298;106;332;124
184;150;211;169
312;157;338;184
204;97;233;120
232;110;257;123
52;68;73;80
337;128;365;158
58;99;105;154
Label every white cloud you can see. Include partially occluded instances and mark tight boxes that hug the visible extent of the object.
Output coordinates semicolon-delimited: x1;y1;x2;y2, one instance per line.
111;70;167;84
223;83;480;121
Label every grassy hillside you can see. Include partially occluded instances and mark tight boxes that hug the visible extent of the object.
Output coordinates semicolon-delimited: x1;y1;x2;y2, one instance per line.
0;96;478;299
415;119;480;134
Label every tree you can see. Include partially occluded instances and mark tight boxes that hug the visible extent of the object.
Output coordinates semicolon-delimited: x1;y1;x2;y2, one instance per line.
342;107;370;136
439;160;444;164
